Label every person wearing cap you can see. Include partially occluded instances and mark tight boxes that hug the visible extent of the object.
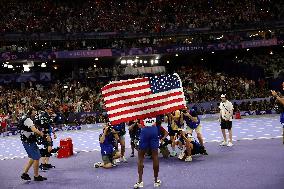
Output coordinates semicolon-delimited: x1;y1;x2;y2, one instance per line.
219;94;234;147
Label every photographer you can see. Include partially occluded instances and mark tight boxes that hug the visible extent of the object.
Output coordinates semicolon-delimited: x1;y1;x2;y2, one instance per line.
112;122;127;162
35;106;57;170
98;124;121;169
158;123;170;158
20;107;48;181
271;81;284;144
164;110;183;157
128;119;141;157
177;134;207;162
182;108;208;155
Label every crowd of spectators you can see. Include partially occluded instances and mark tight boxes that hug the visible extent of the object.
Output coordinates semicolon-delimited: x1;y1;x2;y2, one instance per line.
0;0;283;34
0;62;274;131
177;65;270;103
1;0;283;52
233;51;284;79
0;80;106;127
0;30;276;52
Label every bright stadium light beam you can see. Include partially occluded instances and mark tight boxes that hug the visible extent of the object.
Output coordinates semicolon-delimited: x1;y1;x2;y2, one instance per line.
23;65;30;72
41;63;46;67
127;60;134;64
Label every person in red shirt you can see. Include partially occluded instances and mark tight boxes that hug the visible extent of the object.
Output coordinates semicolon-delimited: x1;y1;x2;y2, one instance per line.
0;114;8;136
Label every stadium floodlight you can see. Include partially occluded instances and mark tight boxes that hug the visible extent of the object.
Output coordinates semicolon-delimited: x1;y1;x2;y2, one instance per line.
127;60;133;64
216;35;223;40
41;63;46;67
7;65;13;69
23;65;30;72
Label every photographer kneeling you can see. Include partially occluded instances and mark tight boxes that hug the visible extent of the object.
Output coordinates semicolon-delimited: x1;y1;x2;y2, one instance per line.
20;108;49;181
177;133;206;162
98;124;121;169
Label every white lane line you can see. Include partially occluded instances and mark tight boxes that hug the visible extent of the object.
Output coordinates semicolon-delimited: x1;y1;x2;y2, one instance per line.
241;138;254;140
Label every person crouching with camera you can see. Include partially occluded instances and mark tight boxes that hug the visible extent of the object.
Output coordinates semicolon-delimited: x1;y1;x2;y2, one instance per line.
20;107;49;181
98;124;121;168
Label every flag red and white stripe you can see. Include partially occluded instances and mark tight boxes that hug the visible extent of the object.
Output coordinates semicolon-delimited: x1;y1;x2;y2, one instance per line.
101;74;186;125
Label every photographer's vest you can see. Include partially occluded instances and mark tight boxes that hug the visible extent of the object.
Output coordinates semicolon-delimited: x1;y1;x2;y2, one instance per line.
19;117;37;143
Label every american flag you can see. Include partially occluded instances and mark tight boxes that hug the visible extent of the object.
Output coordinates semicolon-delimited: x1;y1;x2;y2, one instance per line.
101;73;186;125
